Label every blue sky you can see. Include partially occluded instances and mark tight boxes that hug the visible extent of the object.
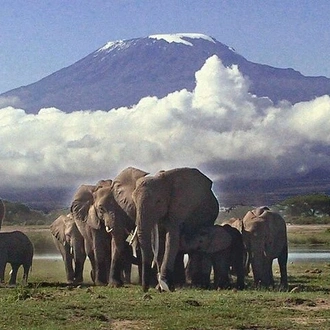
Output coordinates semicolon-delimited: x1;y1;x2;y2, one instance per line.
1;0;329;94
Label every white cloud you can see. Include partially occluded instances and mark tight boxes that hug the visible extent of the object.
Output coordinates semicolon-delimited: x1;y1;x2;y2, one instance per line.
1;55;330;189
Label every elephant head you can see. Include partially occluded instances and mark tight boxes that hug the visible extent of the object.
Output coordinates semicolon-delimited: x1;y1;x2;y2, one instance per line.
132;167;219;292
0;199;5;230
50;214;83;248
87;167;148;233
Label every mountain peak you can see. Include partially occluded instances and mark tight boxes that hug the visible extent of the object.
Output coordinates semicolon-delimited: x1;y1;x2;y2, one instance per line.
148;33;216;46
1;33;329;113
97;39;135;53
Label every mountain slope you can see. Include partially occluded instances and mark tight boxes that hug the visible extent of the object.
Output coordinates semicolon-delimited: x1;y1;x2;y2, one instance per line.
2;33;330;113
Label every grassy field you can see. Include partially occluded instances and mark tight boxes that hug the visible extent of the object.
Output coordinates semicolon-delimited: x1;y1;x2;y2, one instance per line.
1;225;330;329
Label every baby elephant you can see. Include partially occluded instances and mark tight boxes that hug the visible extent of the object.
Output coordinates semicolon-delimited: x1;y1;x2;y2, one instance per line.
0;231;34;286
182;224;245;290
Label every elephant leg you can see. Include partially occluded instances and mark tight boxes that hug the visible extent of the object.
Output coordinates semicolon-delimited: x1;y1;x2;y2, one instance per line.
278;244;288;289
73;241;86;284
173;251;186;287
214;254;231;290
109;234;126;287
251;255;265;288
159;226;181;291
187;252;211;288
62;246;75;283
74;258;85;284
86;250;96;284
22;264;30;285
9;263;19;285
93;231;111;286
264;259;274;288
233;255;245;290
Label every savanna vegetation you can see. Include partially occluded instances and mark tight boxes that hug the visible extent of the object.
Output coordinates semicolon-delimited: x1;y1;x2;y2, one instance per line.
1;194;330;329
1;257;330;329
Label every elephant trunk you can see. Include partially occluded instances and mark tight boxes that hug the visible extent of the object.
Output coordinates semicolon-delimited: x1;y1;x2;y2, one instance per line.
137;216;155;292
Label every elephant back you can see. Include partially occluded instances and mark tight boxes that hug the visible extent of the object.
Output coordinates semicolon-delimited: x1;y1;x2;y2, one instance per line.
161;167;219;227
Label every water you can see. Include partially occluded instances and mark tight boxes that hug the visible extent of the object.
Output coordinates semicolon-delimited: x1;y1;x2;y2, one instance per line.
35;249;330;263
288;248;330;263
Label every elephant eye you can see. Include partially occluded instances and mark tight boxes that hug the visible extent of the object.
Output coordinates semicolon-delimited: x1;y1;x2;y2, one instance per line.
98;206;106;214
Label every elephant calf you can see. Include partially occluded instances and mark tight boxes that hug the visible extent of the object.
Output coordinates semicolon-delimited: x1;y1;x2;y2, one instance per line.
181;224;245;290
50;214;87;284
0;231;34;286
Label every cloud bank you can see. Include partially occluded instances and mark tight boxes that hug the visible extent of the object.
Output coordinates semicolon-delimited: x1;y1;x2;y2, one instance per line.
1;55;330;190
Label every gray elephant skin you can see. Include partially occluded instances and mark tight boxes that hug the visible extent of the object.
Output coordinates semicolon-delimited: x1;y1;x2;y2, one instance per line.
50;214;86;284
83;168;147;287
242;207;288;289
70;179;139;286
0;231;34;286
182;224;245;290
132;167;219;292
70;182;112;285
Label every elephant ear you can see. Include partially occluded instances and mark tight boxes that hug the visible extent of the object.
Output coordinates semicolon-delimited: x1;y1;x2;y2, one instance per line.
62;213;76;237
50;215;67;244
112;167;149;220
204;225;232;254
71;184;95;222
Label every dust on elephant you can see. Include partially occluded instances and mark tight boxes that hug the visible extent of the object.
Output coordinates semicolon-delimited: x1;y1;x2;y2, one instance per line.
0;231;34;286
85;167;148;287
132;167;219;292
50;214;86;284
181;224;245;290
0;199;5;230
242;206;288;289
70;182;112;285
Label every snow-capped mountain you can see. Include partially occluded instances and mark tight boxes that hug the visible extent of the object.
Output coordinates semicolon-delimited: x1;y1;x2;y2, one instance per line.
1;33;330;113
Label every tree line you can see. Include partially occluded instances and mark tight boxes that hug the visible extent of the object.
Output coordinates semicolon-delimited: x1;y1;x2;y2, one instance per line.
1;193;330;226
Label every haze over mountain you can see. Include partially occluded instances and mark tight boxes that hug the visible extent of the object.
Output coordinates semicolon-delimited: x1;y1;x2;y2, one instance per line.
1;34;330;113
1;34;330;210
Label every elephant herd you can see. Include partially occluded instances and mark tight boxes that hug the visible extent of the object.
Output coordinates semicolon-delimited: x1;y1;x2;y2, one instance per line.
0;167;288;291
50;167;289;292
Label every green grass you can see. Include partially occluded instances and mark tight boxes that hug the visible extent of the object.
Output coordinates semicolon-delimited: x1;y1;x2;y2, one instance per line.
1;260;330;329
287;226;330;246
2;226;330;329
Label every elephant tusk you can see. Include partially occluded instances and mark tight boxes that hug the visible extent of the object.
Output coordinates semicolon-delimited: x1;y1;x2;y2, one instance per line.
128;226;138;258
151;223;159;269
105;226;113;233
157;273;170;292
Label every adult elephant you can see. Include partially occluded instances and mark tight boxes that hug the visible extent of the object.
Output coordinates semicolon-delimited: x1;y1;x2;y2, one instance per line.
242;206;288;289
181;224;245;290
50;214;86;284
87;167;148;287
0;199;5;230
0;231;34;286
132;167;219;292
70;182;112;285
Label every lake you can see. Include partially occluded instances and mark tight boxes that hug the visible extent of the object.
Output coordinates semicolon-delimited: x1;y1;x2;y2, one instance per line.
35;248;330;263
